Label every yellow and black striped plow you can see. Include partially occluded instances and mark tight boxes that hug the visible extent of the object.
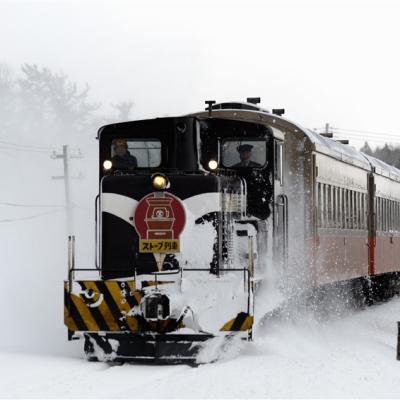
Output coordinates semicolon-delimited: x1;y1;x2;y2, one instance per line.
220;312;254;331
64;280;184;334
64;280;143;333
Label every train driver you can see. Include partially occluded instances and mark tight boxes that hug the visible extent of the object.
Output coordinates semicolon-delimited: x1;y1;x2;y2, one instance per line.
233;144;261;168
112;138;138;169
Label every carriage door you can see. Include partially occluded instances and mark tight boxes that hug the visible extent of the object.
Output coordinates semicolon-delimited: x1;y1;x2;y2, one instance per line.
273;140;288;267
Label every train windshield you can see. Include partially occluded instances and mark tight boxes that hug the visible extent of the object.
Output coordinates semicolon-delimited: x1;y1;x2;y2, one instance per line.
222;139;267;168
111;138;161;169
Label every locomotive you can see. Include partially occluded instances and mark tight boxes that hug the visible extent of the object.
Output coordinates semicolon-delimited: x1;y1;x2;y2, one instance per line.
64;99;400;363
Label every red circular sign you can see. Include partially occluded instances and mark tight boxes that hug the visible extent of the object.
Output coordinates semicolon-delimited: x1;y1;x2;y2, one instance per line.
134;192;186;240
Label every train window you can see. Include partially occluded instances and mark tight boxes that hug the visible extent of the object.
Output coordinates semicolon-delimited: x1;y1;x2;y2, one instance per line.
334;187;337;227
393;201;396;231
397;202;400;231
382;198;386;231
382;199;387;232
332;186;335;228
384;199;388;231
111;138;161;169
386;199;389;231
337;188;342;228
327;185;331;227
354;192;358;230
378;198;382;231
274;141;283;185
348;190;353;229
354;191;357;229
378;198;381;231
340;188;346;229
383;198;385;231
317;183;322;227
221;139;267;168
321;184;326;227
342;190;345;229
365;194;368;229
392;201;395;231
361;193;366;229
359;193;363;229
336;187;341;228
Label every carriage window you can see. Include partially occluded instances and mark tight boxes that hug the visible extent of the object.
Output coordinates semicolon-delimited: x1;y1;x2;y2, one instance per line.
222;140;266;168
274;141;283;185
111;138;161;169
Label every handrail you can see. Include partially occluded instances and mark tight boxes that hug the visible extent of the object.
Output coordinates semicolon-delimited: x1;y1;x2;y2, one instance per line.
94;194;100;269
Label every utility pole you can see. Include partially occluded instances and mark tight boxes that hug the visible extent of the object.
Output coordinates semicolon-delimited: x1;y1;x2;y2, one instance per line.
320;123;333;138
51;145;83;235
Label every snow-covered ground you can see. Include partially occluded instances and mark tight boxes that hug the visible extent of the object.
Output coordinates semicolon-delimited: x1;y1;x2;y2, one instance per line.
1;297;400;398
2;124;400;399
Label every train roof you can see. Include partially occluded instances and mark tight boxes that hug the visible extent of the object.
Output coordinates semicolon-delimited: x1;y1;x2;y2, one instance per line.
98;102;400;182
191;104;400;182
303;127;371;170
362;153;400;181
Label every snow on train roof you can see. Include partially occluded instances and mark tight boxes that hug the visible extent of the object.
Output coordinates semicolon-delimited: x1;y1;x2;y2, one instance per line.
302;128;370;169
362;153;400;181
303;128;400;181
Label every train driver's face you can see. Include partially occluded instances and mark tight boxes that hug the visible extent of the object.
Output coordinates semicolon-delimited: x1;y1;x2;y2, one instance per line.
115;145;127;157
239;150;252;161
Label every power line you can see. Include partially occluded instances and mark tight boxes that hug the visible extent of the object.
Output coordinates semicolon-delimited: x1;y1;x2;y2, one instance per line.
315;127;400;141
0;209;61;223
332;133;398;140
0;139;53;150
0;201;65;208
0;146;50;154
332;127;400;138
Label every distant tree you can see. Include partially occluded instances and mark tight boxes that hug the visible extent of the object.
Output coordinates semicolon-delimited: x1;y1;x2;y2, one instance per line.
0;64;17;132
0;63;135;146
17;64;100;143
361;140;400;169
112;100;134;121
360;141;373;155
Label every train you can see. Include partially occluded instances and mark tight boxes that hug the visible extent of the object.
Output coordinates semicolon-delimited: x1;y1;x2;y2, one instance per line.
64;98;400;363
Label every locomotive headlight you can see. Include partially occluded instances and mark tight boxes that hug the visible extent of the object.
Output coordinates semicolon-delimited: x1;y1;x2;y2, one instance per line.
208;160;218;170
152;173;169;190
103;160;113;170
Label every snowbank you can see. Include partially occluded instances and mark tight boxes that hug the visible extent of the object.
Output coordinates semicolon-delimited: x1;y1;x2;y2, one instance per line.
1;297;400;398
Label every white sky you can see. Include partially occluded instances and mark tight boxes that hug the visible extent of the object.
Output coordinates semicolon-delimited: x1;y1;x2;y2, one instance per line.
1;0;400;148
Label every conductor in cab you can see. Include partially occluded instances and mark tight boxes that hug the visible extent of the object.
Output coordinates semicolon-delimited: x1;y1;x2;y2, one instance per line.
233;144;261;168
112;138;138;169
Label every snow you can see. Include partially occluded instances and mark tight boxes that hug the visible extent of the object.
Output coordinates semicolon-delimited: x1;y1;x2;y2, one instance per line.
1;298;400;398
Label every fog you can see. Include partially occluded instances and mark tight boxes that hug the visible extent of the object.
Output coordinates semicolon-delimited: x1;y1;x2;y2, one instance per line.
0;0;399;357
